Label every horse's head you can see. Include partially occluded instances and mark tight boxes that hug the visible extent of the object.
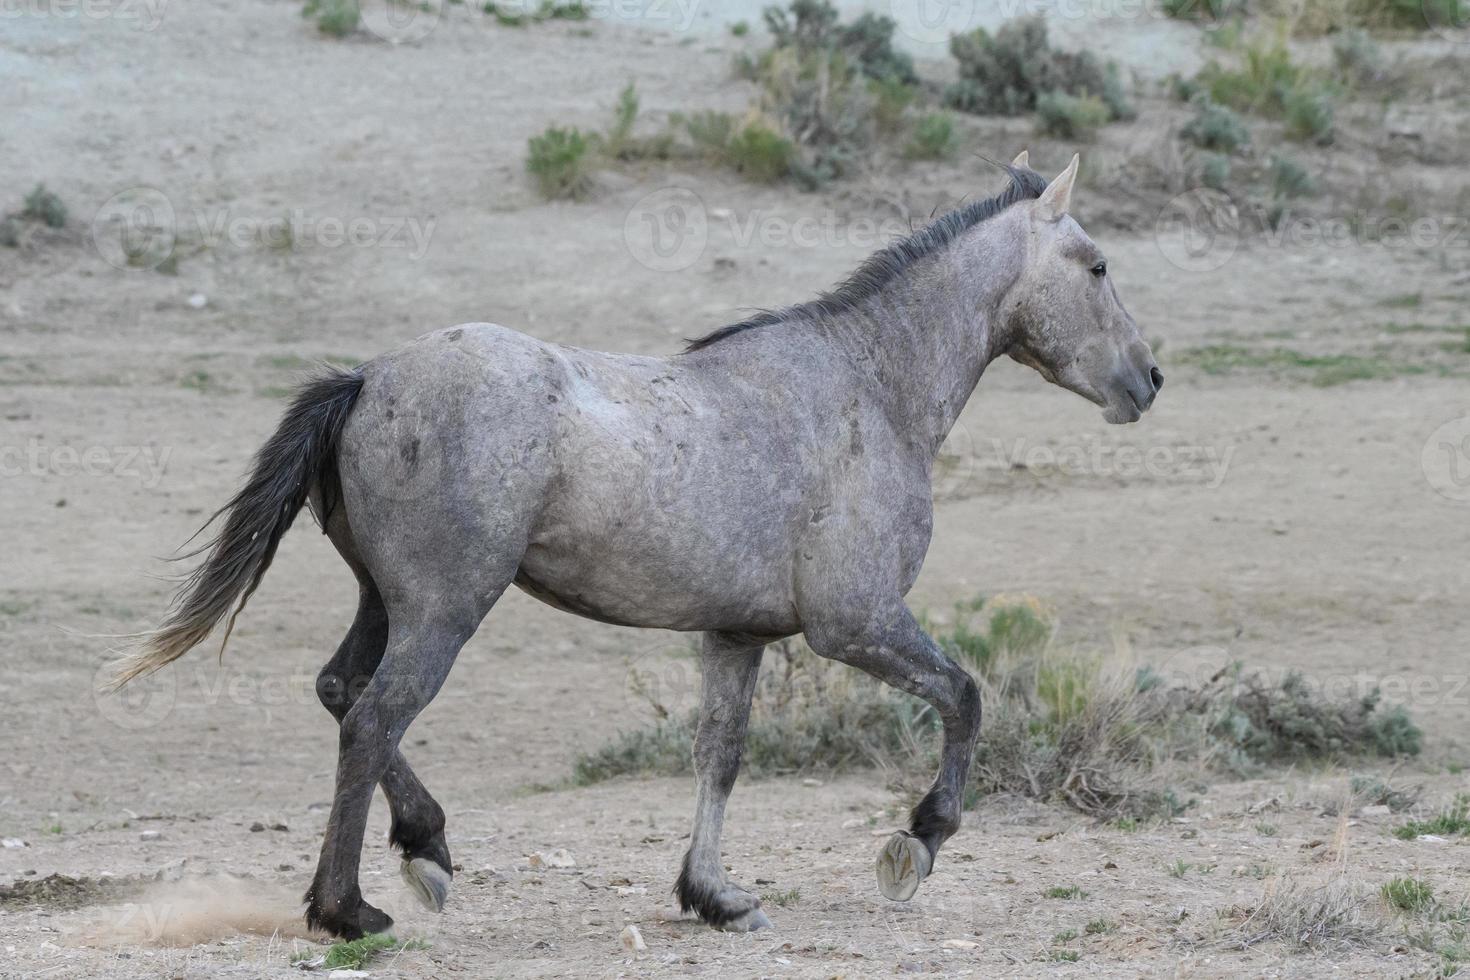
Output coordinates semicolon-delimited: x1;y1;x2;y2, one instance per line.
1003;152;1162;424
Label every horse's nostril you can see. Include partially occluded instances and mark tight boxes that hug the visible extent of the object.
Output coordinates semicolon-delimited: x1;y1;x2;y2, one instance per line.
1149;366;1164;392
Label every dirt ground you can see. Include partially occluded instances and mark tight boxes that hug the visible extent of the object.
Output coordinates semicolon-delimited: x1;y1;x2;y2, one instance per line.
2;2;1469;976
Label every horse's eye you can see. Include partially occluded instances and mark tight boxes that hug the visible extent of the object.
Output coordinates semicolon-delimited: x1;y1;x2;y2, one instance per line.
1090;261;1107;278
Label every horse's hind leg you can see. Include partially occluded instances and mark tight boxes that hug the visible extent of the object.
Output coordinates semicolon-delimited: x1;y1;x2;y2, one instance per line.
675;632;771;931
804;600;981;904
315;582;453;915
305;586;502;939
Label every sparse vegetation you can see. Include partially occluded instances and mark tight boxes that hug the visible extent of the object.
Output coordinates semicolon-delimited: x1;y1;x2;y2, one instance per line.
1035;91;1111;142
1181;99;1250;153
1086;918;1117;935
1194;33;1334;144
1383;877;1435;914
303;0;359;37
525;126;593;200
1394;795;1470;840
1045;884;1088;900
1179;344;1438;387
904;112;959;160
576;597;1423;821
22;185;67;229
945;15;1131;125
1225;875;1380;950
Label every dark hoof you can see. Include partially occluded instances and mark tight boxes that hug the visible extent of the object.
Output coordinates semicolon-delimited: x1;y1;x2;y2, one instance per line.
304;893;395;940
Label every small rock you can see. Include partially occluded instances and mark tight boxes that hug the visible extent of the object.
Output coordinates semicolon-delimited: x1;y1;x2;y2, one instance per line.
187;293;208;309
139;830;162;842
529;848;575;869
942;938;979;949
271;823;289;832
840;818;864;830
1359;804;1391;818
250;822;266;833
801;778;822;787
620;924;646;954
327;971;370;979
1;838;27;849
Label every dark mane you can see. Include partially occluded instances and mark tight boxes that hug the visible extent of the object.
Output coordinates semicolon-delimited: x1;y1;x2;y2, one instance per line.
683;165;1048;353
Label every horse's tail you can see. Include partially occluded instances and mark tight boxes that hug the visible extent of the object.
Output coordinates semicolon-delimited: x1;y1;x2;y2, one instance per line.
105;367;365;690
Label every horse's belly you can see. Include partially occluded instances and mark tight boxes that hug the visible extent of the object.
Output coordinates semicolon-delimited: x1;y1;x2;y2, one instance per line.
515;504;803;636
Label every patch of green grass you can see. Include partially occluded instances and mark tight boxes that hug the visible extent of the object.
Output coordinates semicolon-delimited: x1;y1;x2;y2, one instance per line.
904;112;959;160
1167;859;1192;878
1195;34;1334;143
1112;816;1140;832
1255;822;1279;837
179;370;221;394
1044;884;1088;900
22;184;67;229
303;0;359;37
729;19;749;36
761;888;800;907
294;934;427;970
1383;877;1435;913
1394;796;1470;840
1179;344;1431;387
1053;928;1079;942
1380;293;1423;309
1085;918;1116;935
1048;948;1081;962
526;126;593;200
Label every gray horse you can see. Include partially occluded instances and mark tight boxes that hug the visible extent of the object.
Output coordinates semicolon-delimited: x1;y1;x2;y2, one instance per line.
110;152;1161;938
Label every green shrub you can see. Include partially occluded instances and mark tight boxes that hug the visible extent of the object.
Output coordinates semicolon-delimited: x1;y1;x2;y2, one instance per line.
1035;91;1110;141
678;110;737;159
1181;98;1249;152
905;112;959;160
945;15;1131;122
1200;152;1231;190
763;0;916;84
22;184;67;228
303;0;358;37
755;45;871;187
869;76;918;135
1382;877;1435;913
1161;0;1246;20
1270;154;1314;198
726;122;795;183
1283;86;1334;144
1394;795;1470;840
1331;29;1382;86
730;20;749;36
526;126;593;199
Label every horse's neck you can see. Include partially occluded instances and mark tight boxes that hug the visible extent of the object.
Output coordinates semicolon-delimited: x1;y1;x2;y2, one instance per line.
840;228;1022;458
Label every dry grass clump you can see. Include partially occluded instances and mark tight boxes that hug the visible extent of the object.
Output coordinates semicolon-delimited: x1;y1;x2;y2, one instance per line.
1222;874;1383;950
574;598;1421;822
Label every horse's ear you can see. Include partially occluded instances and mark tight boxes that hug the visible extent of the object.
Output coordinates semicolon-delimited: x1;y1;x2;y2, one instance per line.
1036;153;1079;220
1011;149;1029;168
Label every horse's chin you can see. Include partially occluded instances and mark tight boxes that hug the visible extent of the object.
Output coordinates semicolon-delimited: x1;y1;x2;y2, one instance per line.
1102;401;1143;425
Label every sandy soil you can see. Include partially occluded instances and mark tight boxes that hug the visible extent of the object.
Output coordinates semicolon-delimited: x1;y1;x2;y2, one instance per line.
2;2;1468;976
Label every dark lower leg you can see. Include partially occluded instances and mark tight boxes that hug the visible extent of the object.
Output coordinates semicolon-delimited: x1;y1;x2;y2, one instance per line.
317;592;451;879
675;633;767;930
306;608;476;938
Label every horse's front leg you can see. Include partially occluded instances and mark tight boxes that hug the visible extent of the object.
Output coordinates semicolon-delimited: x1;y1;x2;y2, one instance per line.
804;600;981;903
675;631;770;931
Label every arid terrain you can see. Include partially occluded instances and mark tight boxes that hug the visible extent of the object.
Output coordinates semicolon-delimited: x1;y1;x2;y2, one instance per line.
2;1;1469;976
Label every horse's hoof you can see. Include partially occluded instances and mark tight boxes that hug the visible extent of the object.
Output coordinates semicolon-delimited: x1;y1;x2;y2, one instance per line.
876;831;931;902
721;906;773;932
357;902;395;937
401;856;452;912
